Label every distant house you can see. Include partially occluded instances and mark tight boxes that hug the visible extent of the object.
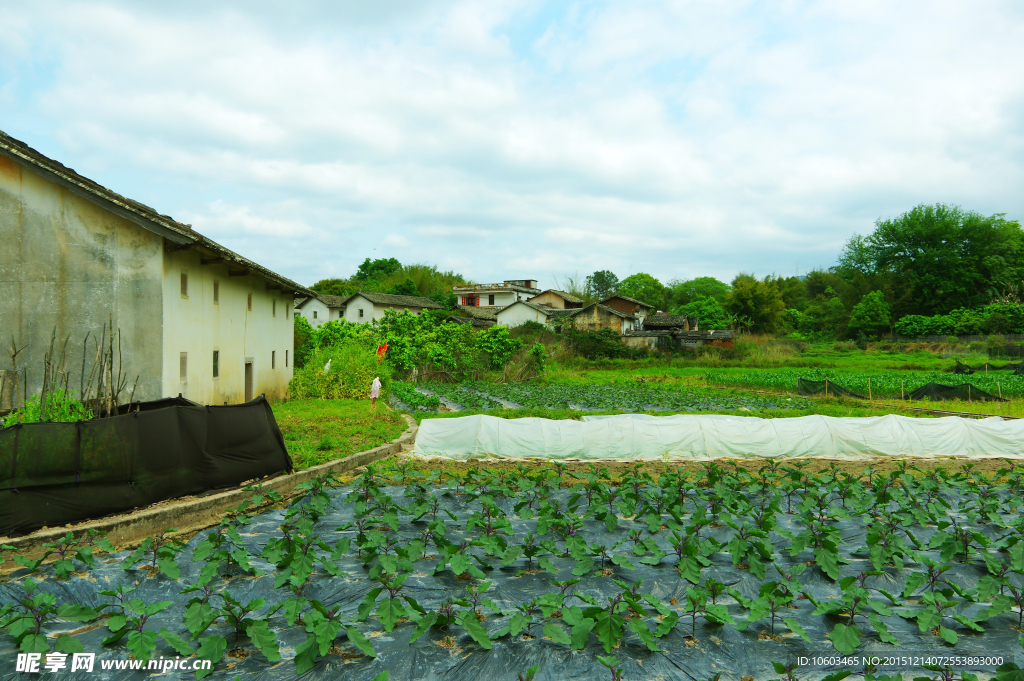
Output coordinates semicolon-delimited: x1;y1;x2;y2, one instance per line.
0;129;312;405
294;294;348;328
453;279;541;310
342;292;443;323
571;303;638;334
601;295;653;326
528;289;584;309
496;301;576;327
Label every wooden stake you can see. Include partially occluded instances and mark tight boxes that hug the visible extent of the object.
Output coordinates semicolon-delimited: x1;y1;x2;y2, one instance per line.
901;380;904;399
868;377;871;402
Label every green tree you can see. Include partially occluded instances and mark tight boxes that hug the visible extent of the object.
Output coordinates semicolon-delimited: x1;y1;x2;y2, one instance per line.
671;296;730;329
309;278;354;297
386;277;419;297
617;273;665;308
356;257;403;281
838;204;1024;315
293;314;315;368
667;277;731;307
585;270;619;299
727;275;785;333
846;291;891;338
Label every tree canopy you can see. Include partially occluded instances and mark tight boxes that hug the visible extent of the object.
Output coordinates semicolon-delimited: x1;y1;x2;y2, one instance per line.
667;277;731;307
838;203;1024;316
585;270;619;300
617;273;665;309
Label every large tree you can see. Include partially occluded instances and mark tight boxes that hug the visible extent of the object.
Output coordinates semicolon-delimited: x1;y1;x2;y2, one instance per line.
585;270;619;299
838;204;1024;315
667;276;731;307
617;273;666;309
727;274;785;333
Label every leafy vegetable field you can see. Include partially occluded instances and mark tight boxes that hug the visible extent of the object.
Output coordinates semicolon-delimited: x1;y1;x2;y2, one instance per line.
396;381;811;413
703;369;1024;400
3;462;1024;680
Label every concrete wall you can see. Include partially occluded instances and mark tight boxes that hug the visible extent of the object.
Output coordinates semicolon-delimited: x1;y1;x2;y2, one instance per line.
161;250;294;403
456;289;520;309
342;296;430;323
0;155;165;403
496;303;551;327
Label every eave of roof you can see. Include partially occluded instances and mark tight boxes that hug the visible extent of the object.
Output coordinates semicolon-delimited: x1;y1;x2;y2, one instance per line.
351;291;443;308
602;294;654;309
0;129;314;296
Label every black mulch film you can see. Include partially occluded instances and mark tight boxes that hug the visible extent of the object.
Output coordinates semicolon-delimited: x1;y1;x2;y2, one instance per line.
2;465;1023;681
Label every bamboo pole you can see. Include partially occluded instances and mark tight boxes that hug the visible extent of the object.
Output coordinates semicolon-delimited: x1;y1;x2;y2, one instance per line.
901;380;904;399
868;377;871;402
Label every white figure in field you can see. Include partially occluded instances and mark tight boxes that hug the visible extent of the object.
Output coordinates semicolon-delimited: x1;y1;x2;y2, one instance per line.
324;358;332;373
370;376;381;409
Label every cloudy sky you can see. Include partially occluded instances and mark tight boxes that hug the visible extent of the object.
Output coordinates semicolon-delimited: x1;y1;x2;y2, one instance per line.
2;1;1023;288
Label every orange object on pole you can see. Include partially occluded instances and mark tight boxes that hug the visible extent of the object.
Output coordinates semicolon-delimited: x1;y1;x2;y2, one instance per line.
376;342;388;359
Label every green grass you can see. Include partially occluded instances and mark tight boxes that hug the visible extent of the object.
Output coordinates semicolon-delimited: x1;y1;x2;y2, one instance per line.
272;399;407;470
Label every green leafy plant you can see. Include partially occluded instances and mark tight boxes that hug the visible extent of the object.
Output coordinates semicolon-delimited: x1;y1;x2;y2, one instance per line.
122;528;187;579
0;580;95;654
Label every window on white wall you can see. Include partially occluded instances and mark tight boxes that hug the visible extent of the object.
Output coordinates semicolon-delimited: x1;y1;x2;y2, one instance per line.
180;273;188;298
285;350;289;367
247;293;252;311
359;309;364;318
273;300;276;317
272;351;276;369
212;350;219;378
213;280;219;304
313;310;318;319
179;353;187;381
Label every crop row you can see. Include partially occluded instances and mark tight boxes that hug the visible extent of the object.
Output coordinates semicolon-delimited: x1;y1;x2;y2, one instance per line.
399;380;811;413
3;463;1024;680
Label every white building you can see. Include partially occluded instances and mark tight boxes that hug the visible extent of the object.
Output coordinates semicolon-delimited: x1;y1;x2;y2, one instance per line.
294;295;348;328
496;301;578;328
0;129;311;405
341;292;443;323
453;279;541;311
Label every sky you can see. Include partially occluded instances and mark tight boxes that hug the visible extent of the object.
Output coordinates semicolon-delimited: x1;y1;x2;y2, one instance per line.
2;1;1023;289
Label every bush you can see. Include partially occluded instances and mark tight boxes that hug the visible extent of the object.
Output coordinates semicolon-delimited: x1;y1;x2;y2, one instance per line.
289;342;391;400
671;296;731;329
983;312;1011;334
476;325;524;370
564;328;647;360
2;388;93;425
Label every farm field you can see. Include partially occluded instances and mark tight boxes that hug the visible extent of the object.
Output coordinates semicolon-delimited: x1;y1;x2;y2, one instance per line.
3;461;1023;680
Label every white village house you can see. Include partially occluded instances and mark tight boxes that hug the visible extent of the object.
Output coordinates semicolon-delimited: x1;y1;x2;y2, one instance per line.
453;279;540;311
0;129;313;406
293;294;348;328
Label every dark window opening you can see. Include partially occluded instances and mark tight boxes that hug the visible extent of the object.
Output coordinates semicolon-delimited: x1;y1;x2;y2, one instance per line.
213;350;219;378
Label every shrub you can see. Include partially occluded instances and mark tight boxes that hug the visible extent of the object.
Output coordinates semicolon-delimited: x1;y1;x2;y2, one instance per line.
671;296;731;330
2;388;93;425
983;312;1011;335
289;342;391;400
476;325;524;370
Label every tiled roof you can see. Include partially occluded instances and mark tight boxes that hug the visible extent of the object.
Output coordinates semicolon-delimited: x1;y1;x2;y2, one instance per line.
296;294;350;309
578;303;636;320
529;289;585;304
643;314;689;328
0;129;314;296
457;305;498;320
602;294;655;309
351;291;443;308
447;315;496;328
454;283;540;294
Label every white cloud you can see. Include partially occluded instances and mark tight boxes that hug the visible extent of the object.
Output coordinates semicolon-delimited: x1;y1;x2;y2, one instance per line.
1;0;1023;287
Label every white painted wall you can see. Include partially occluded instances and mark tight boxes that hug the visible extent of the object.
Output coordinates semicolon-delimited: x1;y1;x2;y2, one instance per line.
496;303;550;327
162;250;294;404
296;298;332;328
458;289;522;309
342;294;431;324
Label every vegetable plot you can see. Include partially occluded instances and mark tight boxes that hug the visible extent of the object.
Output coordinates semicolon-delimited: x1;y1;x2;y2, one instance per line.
2;463;1024;680
397;380;810;413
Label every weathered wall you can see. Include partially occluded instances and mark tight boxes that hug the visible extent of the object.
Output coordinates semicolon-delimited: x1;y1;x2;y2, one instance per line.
161;251;294;403
571;306;634;334
528;291;568;309
0;156;164;404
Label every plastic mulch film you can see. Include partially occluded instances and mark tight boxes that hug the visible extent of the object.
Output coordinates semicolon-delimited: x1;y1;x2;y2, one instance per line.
413;413;1024;461
1;480;1022;680
797;377;867;399
904;382;1007;403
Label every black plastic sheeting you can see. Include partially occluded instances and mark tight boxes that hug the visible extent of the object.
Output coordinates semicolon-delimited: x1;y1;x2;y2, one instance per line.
797;378;866;400
952;361;1024;375
903;382;1007;403
1;480;1022;680
0;395;293;537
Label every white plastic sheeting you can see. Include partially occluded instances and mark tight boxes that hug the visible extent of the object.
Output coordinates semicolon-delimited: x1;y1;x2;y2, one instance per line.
412;413;1024;460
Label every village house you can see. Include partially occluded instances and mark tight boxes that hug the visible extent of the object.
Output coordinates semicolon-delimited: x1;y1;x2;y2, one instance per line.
571;303;638;334
0;129;311;405
601;295;653;326
496;301;577;327
453;279;540;310
340;291;443;322
527;289;584;309
294;294;348;328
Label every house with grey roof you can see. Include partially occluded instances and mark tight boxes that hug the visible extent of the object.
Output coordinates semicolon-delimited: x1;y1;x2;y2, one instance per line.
294;294;349;328
453;280;541;311
0;129;313;406
341;291;443;323
527;289;585;309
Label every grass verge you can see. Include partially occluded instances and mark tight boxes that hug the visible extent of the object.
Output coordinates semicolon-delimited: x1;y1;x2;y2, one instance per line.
273;399;407;470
